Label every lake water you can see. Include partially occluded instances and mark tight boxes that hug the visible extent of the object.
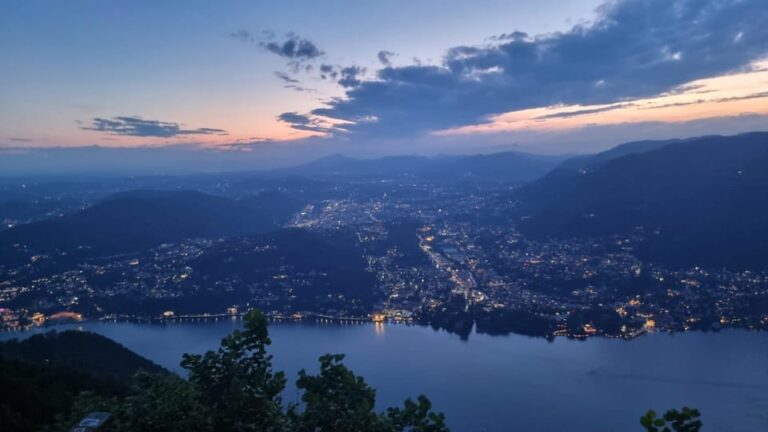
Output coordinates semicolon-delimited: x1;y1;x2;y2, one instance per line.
3;321;768;431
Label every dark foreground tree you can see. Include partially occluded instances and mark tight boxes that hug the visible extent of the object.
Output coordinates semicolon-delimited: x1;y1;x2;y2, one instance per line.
640;407;702;432
47;310;448;432
47;374;210;432
180;310;288;431
293;353;447;432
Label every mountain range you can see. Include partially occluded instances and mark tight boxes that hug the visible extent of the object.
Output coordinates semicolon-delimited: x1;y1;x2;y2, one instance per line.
2;132;766;270
0;190;299;259
272;151;566;183
517;132;768;270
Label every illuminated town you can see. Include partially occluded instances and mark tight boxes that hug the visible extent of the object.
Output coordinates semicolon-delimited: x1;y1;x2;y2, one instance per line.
2;179;767;339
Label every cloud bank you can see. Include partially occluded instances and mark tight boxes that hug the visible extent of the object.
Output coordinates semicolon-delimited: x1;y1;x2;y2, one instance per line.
300;0;768;138
82;116;227;138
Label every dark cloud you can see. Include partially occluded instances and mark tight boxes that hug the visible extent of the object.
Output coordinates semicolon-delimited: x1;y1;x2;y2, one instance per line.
277;112;343;134
274;71;300;84
642;100;705;110
338;66;366;88
535;103;635;120
9;137;33;142
230;29;278;44
662;83;711;96
285;84;317;93
488;31;530;42
231;30;323;75
305;0;768;138
274;69;317;93
644;91;768;110
713;90;768;103
319;64;338;80
317;64;365;88
377;50;395;66
229;29;255;43
284;84;317;93
82;116;227;138
278;112;312;125
262;33;323;60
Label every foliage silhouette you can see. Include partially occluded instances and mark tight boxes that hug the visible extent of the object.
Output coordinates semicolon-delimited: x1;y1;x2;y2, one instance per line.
640;407;702;432
46;310;448;432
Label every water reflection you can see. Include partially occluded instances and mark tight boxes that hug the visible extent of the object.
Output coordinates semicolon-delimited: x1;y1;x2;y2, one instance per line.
374;322;385;336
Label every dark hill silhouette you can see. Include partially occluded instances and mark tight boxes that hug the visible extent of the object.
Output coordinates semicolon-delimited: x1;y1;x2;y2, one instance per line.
557;138;679;171
0;330;168;431
0;189;300;258
0;330;167;379
517;132;768;270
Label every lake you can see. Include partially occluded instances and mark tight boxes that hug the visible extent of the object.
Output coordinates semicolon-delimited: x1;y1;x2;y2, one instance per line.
3;320;768;431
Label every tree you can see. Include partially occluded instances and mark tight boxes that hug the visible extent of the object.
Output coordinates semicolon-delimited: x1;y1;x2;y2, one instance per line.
640;407;702;432
294;353;385;432
180;310;288;432
44;391;118;432
384;395;449;432
113;373;212;432
46;374;211;432
46;309;449;431
293;353;448;432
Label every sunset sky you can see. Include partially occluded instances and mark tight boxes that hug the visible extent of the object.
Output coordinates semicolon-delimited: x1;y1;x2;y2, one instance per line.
1;0;767;162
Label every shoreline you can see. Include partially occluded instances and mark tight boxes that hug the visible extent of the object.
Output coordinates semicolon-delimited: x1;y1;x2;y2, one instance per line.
4;313;765;343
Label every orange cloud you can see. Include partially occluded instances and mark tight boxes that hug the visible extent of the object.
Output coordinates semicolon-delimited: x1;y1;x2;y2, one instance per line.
437;61;768;136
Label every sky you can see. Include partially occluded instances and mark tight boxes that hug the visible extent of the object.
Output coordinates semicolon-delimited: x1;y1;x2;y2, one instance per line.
1;0;767;171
